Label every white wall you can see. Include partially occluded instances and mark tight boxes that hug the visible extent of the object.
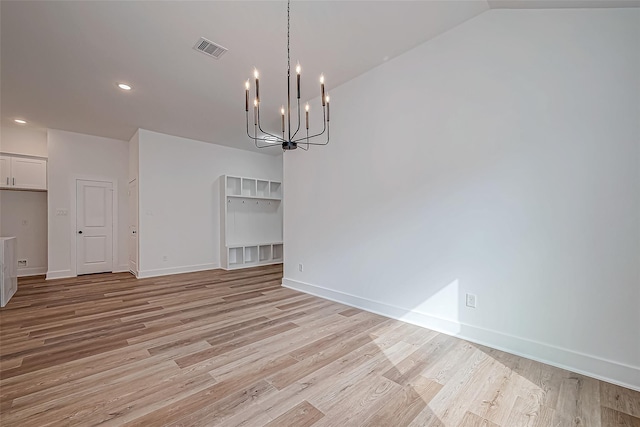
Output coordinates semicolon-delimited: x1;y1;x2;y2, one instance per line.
137;129;282;277
283;9;640;390
47;129;129;278
0;125;47;157
0;125;48;276
0;191;47;276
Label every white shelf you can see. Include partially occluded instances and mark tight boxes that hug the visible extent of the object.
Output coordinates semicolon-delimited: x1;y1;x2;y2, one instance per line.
226;194;281;201
228;247;244;266
257;180;269;198
259;245;272;262
273;244;283;261
227;241;283;247
242;178;257;197
270;182;282;199
226;176;241;196
244;246;258;264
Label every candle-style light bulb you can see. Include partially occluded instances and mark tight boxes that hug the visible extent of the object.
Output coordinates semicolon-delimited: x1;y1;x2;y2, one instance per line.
253;99;258;125
254;69;260;102
305;103;310;130
319;74;324;84
320;74;326;106
326;95;330;122
280;106;285;115
245;80;250;112
281;106;285;133
296;62;301;99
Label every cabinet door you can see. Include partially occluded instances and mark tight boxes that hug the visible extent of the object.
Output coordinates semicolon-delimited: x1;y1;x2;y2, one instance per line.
0;156;10;188
10;157;47;190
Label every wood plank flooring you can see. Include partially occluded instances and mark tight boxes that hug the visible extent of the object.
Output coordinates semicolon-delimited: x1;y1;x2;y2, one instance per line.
1;265;638;426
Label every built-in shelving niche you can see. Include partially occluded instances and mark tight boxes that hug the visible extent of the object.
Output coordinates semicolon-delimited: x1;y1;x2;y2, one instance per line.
221;175;283;270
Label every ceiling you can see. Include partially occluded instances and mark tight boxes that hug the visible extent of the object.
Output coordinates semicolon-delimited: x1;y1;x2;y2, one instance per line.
1;0;638;153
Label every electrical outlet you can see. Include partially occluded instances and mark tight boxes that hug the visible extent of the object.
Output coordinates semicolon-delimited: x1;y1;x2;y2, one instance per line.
298;263;303;272
466;293;477;308
18;259;27;267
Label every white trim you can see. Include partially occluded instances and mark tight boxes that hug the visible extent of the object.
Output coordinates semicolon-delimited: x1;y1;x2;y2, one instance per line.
137;263;219;279
46;269;73;280
127;178;138;279
70;175;119;277
282;277;640;392
0;151;47;160
17;267;47;277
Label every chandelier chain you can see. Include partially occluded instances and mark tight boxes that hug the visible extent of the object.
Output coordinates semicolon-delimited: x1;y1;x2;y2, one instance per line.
287;0;290;78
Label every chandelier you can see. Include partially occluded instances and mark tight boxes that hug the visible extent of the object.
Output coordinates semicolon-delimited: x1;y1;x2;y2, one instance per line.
245;0;330;151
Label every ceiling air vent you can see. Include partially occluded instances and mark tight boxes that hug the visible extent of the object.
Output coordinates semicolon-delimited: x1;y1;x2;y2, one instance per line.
193;37;228;59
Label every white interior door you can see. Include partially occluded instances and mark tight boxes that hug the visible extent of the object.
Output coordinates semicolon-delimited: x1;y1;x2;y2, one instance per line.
77;180;113;275
128;180;138;275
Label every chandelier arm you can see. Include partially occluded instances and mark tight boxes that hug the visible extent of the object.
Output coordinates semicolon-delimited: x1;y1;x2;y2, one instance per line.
292;106;326;143
246;113;285;146
256;104;287;142
296;122;329;146
298;129;309;150
252;116;271;149
291;98;302;140
245;114;265;142
255;140;279;149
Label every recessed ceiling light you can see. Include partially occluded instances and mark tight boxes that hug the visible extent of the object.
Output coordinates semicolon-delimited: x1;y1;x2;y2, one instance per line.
117;83;132;91
14;119;27;124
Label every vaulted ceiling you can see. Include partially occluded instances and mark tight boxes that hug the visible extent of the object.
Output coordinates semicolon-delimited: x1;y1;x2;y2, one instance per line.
1;1;638;153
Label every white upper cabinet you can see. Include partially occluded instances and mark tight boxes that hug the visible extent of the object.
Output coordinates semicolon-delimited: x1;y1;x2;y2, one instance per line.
0;155;47;191
0;156;10;188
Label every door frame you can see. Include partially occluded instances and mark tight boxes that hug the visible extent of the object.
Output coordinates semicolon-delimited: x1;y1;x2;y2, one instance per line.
128;178;139;277
70;175;119;277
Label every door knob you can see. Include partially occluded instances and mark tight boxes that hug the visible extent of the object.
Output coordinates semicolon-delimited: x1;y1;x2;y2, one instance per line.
132;231;137;234
78;231;83;234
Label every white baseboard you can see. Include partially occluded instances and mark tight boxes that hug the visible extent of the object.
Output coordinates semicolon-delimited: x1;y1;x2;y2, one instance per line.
283;277;640;392
46;265;131;279
137;263;220;279
17;267;47;277
46;269;73;280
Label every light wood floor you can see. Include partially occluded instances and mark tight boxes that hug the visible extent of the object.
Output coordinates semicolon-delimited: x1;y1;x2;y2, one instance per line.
1;265;638;426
